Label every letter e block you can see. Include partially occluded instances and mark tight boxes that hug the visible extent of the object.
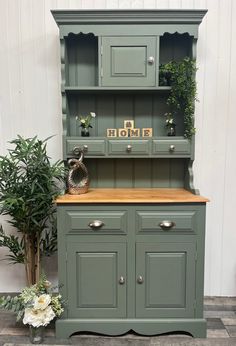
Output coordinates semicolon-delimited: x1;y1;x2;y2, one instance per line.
118;128;129;137
142;128;153;137
130;128;140;137
107;129;117;137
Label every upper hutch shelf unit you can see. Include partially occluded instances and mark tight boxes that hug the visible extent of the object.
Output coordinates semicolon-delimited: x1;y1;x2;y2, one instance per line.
52;9;207;339
52;10;206;164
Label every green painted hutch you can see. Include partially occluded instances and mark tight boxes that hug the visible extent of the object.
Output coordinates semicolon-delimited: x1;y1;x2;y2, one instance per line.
52;9;208;338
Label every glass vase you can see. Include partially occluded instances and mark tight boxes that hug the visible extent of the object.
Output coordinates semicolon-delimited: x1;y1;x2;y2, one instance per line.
167;126;176;137
81;128;90;137
29;326;44;344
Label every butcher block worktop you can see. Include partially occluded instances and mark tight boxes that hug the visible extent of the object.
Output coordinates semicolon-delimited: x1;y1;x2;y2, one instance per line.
56;188;209;204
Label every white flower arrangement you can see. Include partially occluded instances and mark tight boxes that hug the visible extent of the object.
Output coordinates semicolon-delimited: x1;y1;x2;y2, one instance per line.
165;112;176;128
76;112;96;129
0;275;64;328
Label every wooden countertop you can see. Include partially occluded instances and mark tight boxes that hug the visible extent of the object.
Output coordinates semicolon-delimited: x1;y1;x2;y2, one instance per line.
56;188;209;204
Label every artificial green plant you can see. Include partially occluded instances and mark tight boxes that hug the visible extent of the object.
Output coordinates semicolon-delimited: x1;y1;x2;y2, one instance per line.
0;136;65;286
159;57;197;139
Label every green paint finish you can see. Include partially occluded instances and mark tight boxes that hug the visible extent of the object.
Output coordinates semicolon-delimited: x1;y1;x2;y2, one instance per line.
153;139;191;156
67;242;126;318
136;210;196;234
66;138;106;156
159;33;193;65
56;202;206;337
66;34;98;87
101;36;157;87
65;210;127;234
108;140;150;156
56;318;207;338
53;8;207;339
136;242;195;318
84;158;185;188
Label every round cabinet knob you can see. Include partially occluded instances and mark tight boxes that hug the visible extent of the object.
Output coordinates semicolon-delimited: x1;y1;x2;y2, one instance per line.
147;56;155;65
83;145;88;152
88;220;104;229
73;146;82;156
137;275;144;284
169;144;175;152
159;220;176;230
119;276;125;285
126;145;132;152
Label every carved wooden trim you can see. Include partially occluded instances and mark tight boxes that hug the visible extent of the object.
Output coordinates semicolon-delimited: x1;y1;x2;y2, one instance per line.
185;159;200;195
60;38;68;158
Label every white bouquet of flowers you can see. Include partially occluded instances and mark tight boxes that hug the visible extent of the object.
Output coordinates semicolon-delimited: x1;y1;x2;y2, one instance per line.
0;275;64;327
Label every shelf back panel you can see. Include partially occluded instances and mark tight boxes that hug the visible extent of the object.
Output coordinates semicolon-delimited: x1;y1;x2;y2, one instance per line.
67;94;184;137
84;158;186;188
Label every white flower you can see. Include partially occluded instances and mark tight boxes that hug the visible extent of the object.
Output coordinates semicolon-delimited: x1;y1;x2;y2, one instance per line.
44;280;51;289
90;112;96;118
34;294;51;310
23;306;55;327
80;119;85;124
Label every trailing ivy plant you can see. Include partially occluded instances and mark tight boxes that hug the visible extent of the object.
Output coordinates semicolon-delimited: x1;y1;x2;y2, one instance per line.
159;57;197;139
0;136;66;286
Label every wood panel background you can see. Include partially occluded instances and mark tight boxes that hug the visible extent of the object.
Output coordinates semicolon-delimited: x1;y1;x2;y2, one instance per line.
0;0;235;296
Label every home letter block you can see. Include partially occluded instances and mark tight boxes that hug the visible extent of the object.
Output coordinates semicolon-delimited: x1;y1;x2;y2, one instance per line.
142;128;153;137
124;120;134;129
107;129;117;137
130;128;140;137
118;129;129;137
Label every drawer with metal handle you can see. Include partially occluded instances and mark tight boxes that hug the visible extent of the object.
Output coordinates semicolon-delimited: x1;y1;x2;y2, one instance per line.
152;139;191;156
66;139;106;157
136;210;196;234
65;210;127;234
108;140;149;156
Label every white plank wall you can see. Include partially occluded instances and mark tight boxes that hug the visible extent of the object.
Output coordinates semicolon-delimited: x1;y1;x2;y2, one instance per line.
0;0;235;296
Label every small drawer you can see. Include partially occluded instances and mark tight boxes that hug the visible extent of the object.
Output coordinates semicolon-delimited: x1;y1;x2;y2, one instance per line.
65;210;127;234
152;139;191;156
66;139;106;156
136;211;196;234
108;140;149;156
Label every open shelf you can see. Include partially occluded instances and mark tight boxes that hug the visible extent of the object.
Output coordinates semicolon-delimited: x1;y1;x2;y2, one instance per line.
64;86;171;93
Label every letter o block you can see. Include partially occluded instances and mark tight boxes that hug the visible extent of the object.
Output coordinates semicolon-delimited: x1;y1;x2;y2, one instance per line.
118;129;129;137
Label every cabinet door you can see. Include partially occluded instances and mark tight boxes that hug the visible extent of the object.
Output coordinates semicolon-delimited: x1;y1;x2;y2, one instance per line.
136;242;195;318
101;36;157;87
67;242;126;318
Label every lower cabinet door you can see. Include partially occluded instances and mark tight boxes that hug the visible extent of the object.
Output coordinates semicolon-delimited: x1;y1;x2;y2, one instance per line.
67;242;126;318
136;242;195;318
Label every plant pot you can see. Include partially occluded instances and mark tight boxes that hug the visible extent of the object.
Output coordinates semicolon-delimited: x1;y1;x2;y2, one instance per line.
167;126;176;136
81;128;90;137
29;326;44;344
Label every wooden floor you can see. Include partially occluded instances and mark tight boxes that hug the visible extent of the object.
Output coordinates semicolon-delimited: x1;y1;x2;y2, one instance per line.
0;297;236;346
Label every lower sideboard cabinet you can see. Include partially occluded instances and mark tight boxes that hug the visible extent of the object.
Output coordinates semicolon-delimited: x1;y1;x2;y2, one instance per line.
56;200;207;338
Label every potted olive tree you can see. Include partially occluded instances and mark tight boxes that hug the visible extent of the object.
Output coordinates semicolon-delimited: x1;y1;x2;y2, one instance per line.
0;136;65;286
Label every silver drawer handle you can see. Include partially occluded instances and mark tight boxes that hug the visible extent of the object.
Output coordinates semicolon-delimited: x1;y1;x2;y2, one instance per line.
169;145;175;152
88;220;104;229
119;276;125;285
137;275;144;284
159;220;176;230
147;56;155;65
73;146;82;156
126;145;132;152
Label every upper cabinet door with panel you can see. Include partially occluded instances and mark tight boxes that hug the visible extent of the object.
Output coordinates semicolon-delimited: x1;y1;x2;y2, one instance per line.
101;36;157;87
